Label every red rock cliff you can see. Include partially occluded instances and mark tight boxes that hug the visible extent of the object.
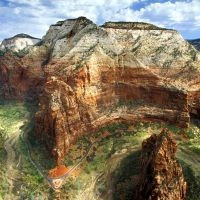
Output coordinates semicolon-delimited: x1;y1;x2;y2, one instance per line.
137;129;187;200
0;44;49;100
35;17;196;162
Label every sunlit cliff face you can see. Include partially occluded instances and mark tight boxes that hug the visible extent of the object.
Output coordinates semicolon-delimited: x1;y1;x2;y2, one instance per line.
0;34;41;52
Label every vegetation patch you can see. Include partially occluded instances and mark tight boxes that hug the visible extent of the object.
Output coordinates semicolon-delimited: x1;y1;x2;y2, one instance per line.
179;159;200;200
57;119;198;199
27;131;56;173
112;150;141;200
0;100;51;199
101;21;170;30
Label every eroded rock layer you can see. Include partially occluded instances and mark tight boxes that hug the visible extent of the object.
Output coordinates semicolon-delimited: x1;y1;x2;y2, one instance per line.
0;42;49;100
137;129;187;200
1;17;200;161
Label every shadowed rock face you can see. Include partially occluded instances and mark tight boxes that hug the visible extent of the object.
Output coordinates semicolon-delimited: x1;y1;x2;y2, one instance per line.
0;47;48;100
0;17;200;162
137;130;187;200
187;38;200;51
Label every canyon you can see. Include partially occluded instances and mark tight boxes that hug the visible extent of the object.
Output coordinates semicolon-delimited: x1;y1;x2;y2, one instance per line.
1;16;200;200
0;16;200;165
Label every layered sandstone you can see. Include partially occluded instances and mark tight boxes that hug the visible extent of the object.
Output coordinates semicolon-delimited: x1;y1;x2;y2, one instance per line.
137;130;187;200
1;17;200;162
0;40;49;100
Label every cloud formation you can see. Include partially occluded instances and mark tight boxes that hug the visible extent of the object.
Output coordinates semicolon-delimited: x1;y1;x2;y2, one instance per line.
0;0;199;40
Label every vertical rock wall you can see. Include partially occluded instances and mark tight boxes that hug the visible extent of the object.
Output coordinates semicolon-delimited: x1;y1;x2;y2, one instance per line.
137;130;187;200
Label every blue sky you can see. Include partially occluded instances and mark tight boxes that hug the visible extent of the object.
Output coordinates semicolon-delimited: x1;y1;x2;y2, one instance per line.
0;0;200;41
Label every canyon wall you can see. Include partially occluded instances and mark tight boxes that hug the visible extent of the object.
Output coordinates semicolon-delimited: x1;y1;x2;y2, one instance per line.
0;41;49;100
0;17;200;161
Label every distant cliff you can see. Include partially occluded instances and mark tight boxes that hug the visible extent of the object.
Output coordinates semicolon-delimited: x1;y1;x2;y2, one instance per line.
187;38;200;51
0;17;200;163
0;33;40;53
0;33;47;100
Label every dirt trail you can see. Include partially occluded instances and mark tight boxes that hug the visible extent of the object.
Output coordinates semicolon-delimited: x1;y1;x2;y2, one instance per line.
4;132;21;199
3;111;30;199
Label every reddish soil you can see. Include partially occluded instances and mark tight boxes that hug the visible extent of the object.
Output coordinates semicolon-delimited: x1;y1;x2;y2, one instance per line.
180;134;189;140
102;130;110;137
128;125;136;131
48;165;70;178
69;169;79;178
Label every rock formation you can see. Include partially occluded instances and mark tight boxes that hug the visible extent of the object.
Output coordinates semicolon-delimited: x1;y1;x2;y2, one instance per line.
137;129;187;200
0;17;200;162
0;38;49;100
0;33;40;53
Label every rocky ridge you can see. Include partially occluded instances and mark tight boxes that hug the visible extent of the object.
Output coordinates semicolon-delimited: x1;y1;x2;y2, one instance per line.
0;17;200;162
0;34;40;53
137;129;186;200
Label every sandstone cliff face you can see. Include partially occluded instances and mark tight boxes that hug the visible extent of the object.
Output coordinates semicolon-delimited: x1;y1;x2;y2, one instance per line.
0;34;44;100
1;17;200;161
137;129;186;200
0;41;50;100
36;17;198;161
0;34;40;53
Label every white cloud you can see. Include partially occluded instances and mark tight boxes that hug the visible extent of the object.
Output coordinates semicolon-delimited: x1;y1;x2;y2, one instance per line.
0;0;200;40
14;7;21;14
137;0;200;30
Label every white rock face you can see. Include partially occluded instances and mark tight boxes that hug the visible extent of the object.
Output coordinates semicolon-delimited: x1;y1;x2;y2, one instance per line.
0;34;40;52
43;17;197;64
42;17;200;92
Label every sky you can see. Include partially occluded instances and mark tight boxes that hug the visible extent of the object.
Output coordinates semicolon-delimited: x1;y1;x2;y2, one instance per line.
0;0;200;41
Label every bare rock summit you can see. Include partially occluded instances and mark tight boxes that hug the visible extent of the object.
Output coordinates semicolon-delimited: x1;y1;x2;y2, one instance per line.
0;33;41;53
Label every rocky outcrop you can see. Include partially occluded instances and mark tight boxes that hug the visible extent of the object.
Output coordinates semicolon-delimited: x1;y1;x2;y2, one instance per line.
1;17;200;162
137;129;187;200
0;34;43;100
0;34;46;100
35;63;190;162
35;77;84;164
0;43;49;100
0;34;40;53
